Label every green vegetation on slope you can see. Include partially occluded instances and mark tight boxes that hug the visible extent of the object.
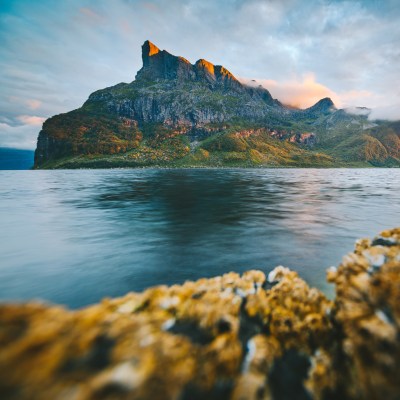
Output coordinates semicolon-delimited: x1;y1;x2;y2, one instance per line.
34;75;400;169
38;127;339;169
42;105;142;156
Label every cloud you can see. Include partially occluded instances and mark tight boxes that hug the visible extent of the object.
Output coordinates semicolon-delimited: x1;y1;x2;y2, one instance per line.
0;0;400;148
26;99;42;110
369;104;400;121
344;107;371;117
79;7;104;22
241;74;388;114
0;115;44;149
0;122;38;149
17;115;46;126
240;73;340;108
339;90;373;105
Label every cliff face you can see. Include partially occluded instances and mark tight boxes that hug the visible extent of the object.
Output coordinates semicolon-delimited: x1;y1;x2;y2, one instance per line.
34;41;400;168
136;40;196;81
0;228;399;400
87;41;279;129
34;130;72;166
136;40;245;91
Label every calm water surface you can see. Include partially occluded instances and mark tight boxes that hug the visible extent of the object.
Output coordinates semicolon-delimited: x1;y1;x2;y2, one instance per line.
0;169;399;308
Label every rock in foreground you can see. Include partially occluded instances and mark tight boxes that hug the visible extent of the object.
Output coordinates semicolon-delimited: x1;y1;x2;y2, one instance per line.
0;228;399;400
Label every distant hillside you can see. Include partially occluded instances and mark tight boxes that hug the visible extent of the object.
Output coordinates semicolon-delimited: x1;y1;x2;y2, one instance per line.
34;41;400;169
0;148;34;170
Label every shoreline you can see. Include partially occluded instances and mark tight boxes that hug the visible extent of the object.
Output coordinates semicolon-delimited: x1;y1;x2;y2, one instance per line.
32;164;398;170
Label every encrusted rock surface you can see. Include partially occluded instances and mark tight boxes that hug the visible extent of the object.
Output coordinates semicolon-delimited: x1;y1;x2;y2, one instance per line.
0;228;399;399
327;228;400;400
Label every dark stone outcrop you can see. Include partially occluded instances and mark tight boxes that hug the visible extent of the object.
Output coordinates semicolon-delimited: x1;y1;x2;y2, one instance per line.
303;98;336;118
136;40;242;90
136;40;196;81
0;228;399;399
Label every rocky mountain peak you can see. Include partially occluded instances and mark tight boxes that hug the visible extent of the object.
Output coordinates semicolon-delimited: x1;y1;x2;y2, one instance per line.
136;40;241;89
312;97;335;110
194;59;216;83
214;65;238;83
305;97;336;115
136;40;195;81
142;40;160;66
195;59;215;73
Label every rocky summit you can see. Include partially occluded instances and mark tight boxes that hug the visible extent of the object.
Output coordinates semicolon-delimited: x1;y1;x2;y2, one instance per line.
0;228;399;400
33;41;400;169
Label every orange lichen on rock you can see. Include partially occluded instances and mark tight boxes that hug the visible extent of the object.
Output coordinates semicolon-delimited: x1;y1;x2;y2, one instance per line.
328;227;400;400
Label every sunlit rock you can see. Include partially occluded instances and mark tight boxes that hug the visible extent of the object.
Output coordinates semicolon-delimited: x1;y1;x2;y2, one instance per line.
0;228;399;399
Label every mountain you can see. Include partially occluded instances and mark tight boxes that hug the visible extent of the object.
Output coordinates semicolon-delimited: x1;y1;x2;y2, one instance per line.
0;148;34;170
34;41;400;168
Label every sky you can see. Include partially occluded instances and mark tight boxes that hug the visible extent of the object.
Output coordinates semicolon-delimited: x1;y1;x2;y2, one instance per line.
1;0;400;149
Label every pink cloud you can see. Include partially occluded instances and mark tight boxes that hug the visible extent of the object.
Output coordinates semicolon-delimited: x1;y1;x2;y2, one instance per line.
241;73;341;108
240;74;378;110
17;115;46;126
26;99;42;110
119;19;134;36
142;2;160;12
79;7;104;23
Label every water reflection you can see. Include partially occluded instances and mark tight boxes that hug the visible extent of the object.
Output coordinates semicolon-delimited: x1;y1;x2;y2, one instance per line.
0;169;399;308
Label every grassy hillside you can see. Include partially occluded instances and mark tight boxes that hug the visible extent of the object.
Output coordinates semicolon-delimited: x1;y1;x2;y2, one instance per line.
36;108;400;169
37;127;342;169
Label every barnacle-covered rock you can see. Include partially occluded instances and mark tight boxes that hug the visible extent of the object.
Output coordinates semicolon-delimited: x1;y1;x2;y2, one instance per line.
0;270;333;399
329;227;400;400
0;227;399;400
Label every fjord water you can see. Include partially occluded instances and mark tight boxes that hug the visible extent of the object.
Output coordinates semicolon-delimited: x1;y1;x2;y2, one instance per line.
0;169;399;308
